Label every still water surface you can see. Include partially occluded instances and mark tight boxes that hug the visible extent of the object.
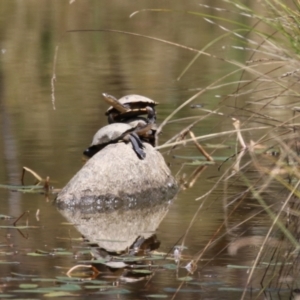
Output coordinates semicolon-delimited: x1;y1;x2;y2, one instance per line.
0;1;294;299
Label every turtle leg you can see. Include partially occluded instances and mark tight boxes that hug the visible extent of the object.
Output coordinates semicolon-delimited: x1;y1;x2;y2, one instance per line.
107;113;116;124
130;132;145;149
148;132;157;147
132;107;157;147
126;133;146;159
146;106;157;146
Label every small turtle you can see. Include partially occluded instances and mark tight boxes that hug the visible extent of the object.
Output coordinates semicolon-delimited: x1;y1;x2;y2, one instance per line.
125;116;157;147
83;123;147;159
103;93;158;123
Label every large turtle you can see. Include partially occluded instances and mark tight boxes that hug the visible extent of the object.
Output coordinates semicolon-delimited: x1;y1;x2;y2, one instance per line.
83;122;151;159
103;93;158;123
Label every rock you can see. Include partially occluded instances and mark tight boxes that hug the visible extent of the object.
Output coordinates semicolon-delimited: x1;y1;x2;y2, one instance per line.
55;143;178;210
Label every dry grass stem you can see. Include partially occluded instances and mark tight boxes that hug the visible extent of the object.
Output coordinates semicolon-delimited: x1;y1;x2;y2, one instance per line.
232;119;247;149
188;130;214;161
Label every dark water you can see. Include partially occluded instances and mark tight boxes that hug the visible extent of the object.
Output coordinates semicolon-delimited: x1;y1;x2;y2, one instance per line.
0;1;297;299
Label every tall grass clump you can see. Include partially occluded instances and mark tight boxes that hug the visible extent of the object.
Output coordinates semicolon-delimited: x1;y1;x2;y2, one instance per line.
138;0;300;298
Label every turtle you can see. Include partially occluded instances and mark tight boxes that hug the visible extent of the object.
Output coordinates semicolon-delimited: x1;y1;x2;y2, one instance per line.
83;122;150;159
103;93;158;124
125;116;157;147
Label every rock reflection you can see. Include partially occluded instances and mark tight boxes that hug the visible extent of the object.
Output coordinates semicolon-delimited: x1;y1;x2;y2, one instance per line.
57;199;170;253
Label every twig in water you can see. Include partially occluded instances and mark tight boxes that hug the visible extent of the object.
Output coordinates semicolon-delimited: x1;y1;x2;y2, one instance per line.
66;264;99;277
21;167;42;185
13;211;28;227
181;165;207;190
36;209;40;222
51;45;59;110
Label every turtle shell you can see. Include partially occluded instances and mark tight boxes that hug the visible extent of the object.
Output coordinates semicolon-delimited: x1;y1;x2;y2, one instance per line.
105;94;158;116
91;123;134;146
84;122;147;158
118;94;157;106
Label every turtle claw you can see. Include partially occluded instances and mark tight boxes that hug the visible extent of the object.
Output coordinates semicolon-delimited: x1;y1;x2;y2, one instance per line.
136;148;146;160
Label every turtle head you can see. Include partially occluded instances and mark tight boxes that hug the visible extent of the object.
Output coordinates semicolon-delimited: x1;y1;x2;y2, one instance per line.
83;145;100;158
102;93;119;104
146;106;156;124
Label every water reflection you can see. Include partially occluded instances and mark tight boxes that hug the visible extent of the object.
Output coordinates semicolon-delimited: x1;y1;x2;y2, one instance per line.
57;196;171;285
57;199;170;253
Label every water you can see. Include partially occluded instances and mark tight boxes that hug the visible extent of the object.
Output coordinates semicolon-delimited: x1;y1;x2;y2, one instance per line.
0;1;296;299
